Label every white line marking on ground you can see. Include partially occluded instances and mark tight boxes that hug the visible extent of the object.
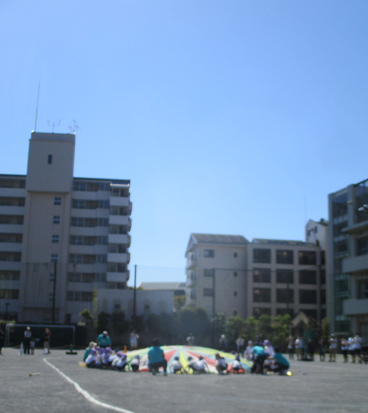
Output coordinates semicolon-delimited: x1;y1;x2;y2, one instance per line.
43;358;135;413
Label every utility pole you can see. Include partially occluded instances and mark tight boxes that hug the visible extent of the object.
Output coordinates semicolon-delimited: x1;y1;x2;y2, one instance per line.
133;264;137;322
52;261;57;324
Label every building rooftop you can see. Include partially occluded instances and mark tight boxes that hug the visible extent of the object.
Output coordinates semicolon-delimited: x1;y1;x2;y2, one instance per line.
191;233;249;245
252;238;316;246
138;282;186;290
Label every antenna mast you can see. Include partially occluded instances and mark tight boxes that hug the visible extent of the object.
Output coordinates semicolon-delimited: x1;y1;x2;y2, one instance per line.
34;82;40;131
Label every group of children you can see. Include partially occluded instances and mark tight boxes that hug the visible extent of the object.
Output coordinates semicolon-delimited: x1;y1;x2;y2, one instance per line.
83;342;140;372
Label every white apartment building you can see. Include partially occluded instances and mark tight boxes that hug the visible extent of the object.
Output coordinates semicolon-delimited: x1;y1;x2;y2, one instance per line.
185;233;322;321
185;234;249;318
328;179;368;342
0;132;132;324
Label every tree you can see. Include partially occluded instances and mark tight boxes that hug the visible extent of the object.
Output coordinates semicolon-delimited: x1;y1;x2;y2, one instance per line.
96;312;111;333
225;316;245;344
111;310;130;336
79;308;94;327
174;295;186;311
321;317;330;343
257;314;273;341
241;316;258;343
271;314;291;351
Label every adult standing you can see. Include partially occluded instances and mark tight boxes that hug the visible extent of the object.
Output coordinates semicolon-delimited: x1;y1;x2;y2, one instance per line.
328;334;336;362
219;334;228;352
42;328;51;354
96;331;111;348
341;337;348;363
318;338;326;361
236;336;245;354
148;339;167;376
286;335;294;360
24;326;31;355
0;326;5;354
348;334;355;363
130;330;139;350
295;336;303;361
354;333;362;363
186;333;195;346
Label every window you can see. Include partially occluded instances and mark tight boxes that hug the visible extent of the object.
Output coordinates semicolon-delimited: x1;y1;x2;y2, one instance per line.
234;252;238;258
299;270;317;285
233;310;237;316
49;293;54;302
253;249;271;263
298;251;316;265
0;289;19;299
253;288;271;303
253;268;271;283
69;254;82;264
97;236;108;245
70;236;83;245
98;218;109;227
321;289;326;304
276;270;293;284
299;290;317;304
81;292;93;302
48;155;52;164
204;269;214;277
52;235;59;244
276;288;294;303
203;288;214;297
276;250;293;264
101;200;110;209
359;281;368;299
96;255;107;264
234;272;237;277
301;309;317;319
321;251;325;265
53;216;60;224
234;291;237;297
73;182;87;191
357;237;368;256
72;199;86;209
54;197;61;205
204;249;214;258
71;217;84;227
51;254;58;262
96;273;107;283
253;307;271;317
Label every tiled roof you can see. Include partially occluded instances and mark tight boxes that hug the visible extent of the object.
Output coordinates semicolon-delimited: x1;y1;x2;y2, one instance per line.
191;233;248;245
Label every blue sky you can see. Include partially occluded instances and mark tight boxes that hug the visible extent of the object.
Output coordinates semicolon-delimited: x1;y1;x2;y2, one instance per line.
1;1;368;284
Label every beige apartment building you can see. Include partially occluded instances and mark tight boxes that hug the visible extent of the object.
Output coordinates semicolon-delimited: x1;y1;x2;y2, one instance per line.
185;233;323;321
0;132;132;323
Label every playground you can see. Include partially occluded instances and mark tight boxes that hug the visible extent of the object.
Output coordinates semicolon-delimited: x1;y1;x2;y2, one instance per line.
1;347;368;413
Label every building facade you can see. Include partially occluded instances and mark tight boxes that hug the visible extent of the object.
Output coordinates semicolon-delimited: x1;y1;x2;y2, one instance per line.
0;132;132;324
328;179;368;342
185;234;249;318
185;233;323;321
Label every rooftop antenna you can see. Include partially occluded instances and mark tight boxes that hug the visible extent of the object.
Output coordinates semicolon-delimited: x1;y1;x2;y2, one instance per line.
68;119;79;133
47;119;61;133
34;82;40;131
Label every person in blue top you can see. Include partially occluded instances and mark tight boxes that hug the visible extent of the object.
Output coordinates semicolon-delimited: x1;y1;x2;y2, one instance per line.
268;345;290;375
96;331;111;348
251;342;267;374
147;339;167;376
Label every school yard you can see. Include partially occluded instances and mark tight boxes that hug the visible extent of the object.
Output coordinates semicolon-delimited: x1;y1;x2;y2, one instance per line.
1;348;367;413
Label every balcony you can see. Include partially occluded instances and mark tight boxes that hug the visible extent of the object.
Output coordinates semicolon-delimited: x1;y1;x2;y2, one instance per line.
108;252;130;263
109;196;130;207
0;188;26;197
0;206;25;216
343;298;368;315
0;224;23;234
342;255;368;274
186;254;197;269
0;242;22;252
108;234;130;245
108;215;131;228
71;209;109;219
107;272;129;283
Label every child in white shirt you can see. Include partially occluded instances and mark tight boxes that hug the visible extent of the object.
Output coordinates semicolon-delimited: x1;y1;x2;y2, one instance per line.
130;355;140;372
171;356;183;373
